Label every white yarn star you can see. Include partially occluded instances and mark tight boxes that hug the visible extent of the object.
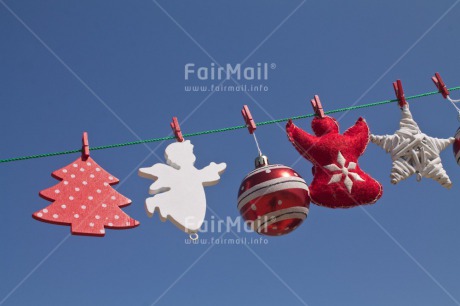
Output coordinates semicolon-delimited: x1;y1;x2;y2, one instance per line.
371;105;454;188
324;151;365;193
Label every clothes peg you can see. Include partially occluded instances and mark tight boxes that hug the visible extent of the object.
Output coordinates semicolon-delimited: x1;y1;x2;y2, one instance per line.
432;72;450;99
310;95;325;118
82;132;90;160
241;105;257;134
170;117;184;142
393;79;407;108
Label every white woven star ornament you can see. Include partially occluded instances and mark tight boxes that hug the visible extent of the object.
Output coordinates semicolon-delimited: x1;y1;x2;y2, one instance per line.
371;105;454;188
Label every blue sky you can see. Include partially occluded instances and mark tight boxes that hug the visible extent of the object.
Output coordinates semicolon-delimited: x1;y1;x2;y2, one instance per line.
1;1;460;305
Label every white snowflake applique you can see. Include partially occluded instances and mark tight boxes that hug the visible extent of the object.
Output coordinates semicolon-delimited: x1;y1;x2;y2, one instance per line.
324;151;365;193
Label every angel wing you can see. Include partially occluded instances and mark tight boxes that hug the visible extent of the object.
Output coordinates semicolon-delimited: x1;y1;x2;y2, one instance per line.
200;162;227;186
138;163;177;195
343;117;370;156
286;119;319;161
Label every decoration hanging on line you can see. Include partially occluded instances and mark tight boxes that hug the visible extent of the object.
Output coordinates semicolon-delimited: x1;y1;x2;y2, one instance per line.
431;72;460;166
371;79;454;188
238;106;310;236
138;117;226;239
286;95;383;208
33;132;140;236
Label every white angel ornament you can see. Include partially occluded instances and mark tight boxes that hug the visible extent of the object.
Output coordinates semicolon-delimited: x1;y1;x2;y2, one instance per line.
139;140;227;236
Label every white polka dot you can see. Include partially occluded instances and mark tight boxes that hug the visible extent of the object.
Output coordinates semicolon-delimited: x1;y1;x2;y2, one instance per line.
74;214;79;218
285;227;290;231
96;168;101;172
63;181;69;185
108;176;114;180
88;196;93;200
126;222;129;225
73;164;78;168
43;209;48;213
90;174;95;178
96;189;101;193
114;215;119;220
54;189;60;194
108;223;113;226
265;169;271;173
103;182;109;186
75;187;80;192
37;212;43;217
278;200;283;205
272;226;278;230
61;204;66;209
95;215;100;219
89;222;94;227
81;205;86;210
102;204;107;208
99;229;105;234
240;186;244;191
80;168;85;172
53;214;59;219
69;196;74;200
62;169;68;173
82;181;87;185
86;162;92;166
251;204;257;211
71;174;76;178
111;196;116;200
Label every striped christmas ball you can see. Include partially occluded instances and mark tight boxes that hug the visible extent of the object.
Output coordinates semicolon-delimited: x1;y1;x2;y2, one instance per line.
238;162;310;236
454;127;460;165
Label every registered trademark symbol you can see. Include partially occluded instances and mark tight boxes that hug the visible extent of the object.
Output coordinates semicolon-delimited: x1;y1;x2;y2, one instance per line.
270;63;276;69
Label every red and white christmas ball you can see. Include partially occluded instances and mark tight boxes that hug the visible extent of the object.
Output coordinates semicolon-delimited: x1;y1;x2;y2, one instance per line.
237;156;310;236
454;127;460;165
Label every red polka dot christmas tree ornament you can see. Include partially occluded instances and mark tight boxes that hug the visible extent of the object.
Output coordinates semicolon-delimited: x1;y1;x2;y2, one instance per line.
286;95;383;208
33;132;139;237
238;106;310;236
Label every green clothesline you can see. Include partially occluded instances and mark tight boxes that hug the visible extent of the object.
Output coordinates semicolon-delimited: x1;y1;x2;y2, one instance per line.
2;86;460;164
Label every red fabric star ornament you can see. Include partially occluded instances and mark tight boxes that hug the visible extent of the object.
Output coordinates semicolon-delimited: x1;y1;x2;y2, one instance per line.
286;116;383;208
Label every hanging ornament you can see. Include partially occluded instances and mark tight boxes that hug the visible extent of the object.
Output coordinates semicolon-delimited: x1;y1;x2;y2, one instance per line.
454;128;460;165
138;117;226;239
286;95;383;208
431;72;460;166
33;132;140;236
371;80;454;188
238;106;310;236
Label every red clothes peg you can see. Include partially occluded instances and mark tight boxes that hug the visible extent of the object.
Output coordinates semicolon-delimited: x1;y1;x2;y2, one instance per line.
393;79;407;108
241;105;257;134
82;132;90;160
311;95;325;118
432;72;450;99
170;117;184;142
